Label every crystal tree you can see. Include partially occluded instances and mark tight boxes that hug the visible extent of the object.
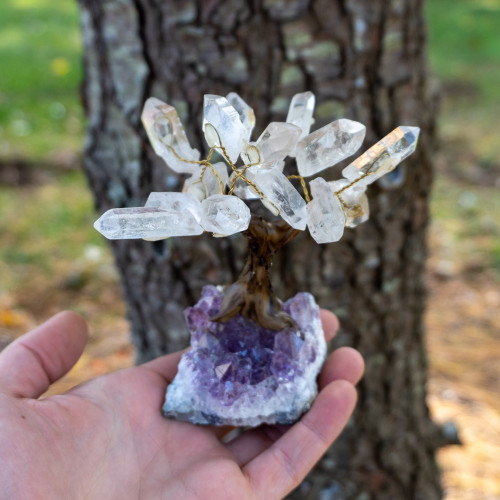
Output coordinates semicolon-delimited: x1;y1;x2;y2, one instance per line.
95;92;419;426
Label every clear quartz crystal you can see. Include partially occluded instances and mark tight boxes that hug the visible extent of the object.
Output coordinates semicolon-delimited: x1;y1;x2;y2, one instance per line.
203;95;247;163
145;191;203;223
228;161;285;200
226;92;255;142
307;178;346;244
95;94;422;245
343;192;369;228
141;97;200;174
286;91;316;148
241;123;301;167
183;162;228;201
296;119;366;177
328;179;369;228
328;179;366;205
246;165;307;230
201;194;251;236
228;171;259;200
94;206;203;240
342;126;420;186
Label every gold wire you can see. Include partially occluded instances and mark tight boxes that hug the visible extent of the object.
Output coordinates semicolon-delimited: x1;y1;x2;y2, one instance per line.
333;151;391;208
161;119;321;217
287;175;311;203
164;122;267;201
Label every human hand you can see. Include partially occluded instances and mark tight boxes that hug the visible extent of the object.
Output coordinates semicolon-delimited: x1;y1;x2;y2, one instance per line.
0;310;363;499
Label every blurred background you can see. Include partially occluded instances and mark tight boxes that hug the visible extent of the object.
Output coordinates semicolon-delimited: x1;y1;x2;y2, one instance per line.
0;0;498;498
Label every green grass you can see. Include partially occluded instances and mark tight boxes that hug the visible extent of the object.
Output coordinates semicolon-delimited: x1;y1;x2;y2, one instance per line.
426;0;500;161
0;0;83;160
426;0;500;276
431;175;500;275
0;171;105;289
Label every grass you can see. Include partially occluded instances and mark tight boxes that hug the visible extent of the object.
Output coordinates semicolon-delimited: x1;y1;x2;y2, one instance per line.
0;171;105;290
0;0;83;161
426;0;500;162
430;176;500;276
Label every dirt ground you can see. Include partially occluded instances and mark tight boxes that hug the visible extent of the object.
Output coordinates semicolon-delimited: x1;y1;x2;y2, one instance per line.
427;269;500;499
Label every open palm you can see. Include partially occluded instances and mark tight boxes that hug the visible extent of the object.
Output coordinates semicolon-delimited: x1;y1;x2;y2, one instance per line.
0;311;363;499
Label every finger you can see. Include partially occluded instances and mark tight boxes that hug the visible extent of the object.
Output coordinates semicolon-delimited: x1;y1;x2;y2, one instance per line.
0;311;88;399
318;347;364;388
319;309;339;342
227;346;363;465
141;350;185;384
244;380;356;499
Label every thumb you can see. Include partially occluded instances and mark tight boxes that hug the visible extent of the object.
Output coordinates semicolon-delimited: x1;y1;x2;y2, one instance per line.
0;311;88;399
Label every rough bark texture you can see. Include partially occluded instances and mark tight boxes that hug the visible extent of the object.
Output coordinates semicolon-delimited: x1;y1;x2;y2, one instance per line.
78;0;441;497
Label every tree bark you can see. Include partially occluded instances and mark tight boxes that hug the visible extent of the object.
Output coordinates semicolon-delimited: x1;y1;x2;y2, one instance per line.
78;0;442;497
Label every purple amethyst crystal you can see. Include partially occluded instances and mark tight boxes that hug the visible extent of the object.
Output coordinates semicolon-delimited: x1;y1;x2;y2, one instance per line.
163;286;327;426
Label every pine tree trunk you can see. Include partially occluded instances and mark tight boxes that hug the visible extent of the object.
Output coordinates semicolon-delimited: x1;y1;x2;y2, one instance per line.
78;0;442;497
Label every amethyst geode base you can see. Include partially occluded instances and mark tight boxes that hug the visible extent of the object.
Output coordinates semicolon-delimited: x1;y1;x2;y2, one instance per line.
162;286;327;427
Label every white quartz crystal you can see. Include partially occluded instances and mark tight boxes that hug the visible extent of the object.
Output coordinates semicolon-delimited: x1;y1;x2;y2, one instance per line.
94;206;203;240
145;191;203;223
203;95;247;163
183;162;228;201
286;91;316;147
201;194;251;236
344;192;369;227
328;178;366;205
228;161;285;200
141;97;200;174
328;179;369;227
307;178;346;244
228;171;259;200
226;92;255;142
241;123;301;167
95;93;421;245
342;126;420;185
296;119;366;177
246;165;307;230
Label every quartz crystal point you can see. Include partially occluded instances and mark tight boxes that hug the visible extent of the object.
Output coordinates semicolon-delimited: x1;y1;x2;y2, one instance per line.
228;171;260;200
145;191;203;223
226;92;255;142
141;98;200;174
163;286;327;427
203;95;247;163
183;162;228;201
246;166;307;230
201;194;251;236
94;206;203;240
329;179;369;228
241;123;301;167
228;161;285;200
344;192;369;227
296;119;366;177
307;178;346;244
286;91;316;147
342;126;420;186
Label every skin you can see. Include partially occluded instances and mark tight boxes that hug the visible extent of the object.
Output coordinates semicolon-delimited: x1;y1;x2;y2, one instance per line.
0;310;364;499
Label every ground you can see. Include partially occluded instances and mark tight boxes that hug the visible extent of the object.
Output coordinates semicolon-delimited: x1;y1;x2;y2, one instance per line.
0;0;499;498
